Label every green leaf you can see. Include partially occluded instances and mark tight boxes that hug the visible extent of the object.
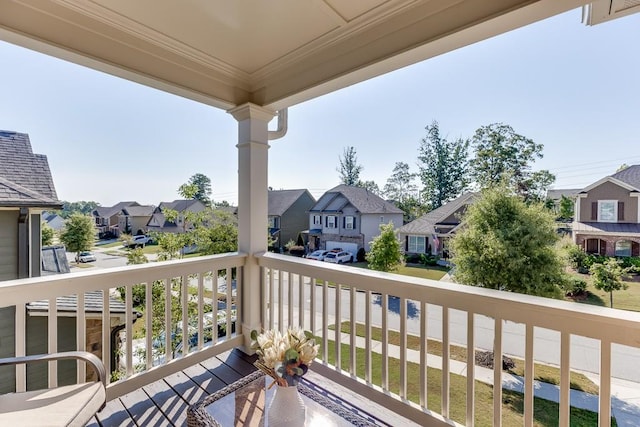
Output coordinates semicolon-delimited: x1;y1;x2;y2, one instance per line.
284;348;299;363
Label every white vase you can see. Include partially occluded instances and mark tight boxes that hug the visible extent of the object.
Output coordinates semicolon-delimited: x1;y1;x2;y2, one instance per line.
267;384;306;427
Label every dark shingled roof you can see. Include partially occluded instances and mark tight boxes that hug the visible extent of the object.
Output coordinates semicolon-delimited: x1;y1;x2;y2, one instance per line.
611;165;640;190
397;192;477;235
0;130;61;208
268;189;313;216
546;189;581;201
310;185;402;214
122;205;155;216
94;201;140;218
26;291;132;314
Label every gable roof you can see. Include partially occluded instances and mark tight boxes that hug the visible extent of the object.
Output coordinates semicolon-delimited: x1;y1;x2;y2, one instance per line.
157;199;204;212
579;165;640;194
268;189;314;216
546;189;581;201
311;185;402;215
122;205;155;216
0;130;61;208
611;165;640;190
397;192;477;235
94;201;140;218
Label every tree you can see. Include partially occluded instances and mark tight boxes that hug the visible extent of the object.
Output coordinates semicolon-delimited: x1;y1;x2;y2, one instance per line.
384;162;423;222
60;201;100;219
384;162;418;204
590;258;632;308
617;163;629;173
450;186;565;297
194;210;238;255
470;123;555;203
41;222;54;246
59;214;95;257
359;180;381;195
366;222;404;272
558;195;574;221
337;146;363;186
183;173;213;207
418;121;470;209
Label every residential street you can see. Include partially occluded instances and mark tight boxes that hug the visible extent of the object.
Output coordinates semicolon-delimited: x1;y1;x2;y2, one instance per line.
276;273;640;384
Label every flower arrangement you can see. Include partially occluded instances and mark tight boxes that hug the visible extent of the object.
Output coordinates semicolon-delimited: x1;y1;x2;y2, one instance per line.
250;326;319;387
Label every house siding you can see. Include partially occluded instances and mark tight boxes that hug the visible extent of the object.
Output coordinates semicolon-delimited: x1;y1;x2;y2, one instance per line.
360;213;403;251
279;192;315;246
0;210;19;281
0;307;16;393
578;182;638;223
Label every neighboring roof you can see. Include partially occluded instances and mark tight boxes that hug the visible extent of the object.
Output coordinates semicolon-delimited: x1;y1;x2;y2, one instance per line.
122;205;155;216
26;291;132;314
611;165;640;190
268;189;314;216
157;199;204;212
310;185;402;215
0;130;61;208
397;192;477;235
573;221;640;235
94;201;139;218
147;199;206;230
546;189;581;200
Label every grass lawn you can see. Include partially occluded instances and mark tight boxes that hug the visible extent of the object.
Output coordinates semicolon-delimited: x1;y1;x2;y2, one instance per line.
351;262;449;281
566;271;640;312
323;339;611;426
93;241;123;249
330;322;598;395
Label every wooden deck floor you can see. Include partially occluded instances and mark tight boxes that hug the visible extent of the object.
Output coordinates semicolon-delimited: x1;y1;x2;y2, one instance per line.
89;349;415;427
89;349;259;427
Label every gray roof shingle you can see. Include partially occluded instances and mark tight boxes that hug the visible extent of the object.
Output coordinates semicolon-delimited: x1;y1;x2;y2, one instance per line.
611;165;640;190
310;185;402;214
397;192;477;235
268;189;313;216
0;130;61;208
123;205;155;216
94;201;139;218
26;291;132;314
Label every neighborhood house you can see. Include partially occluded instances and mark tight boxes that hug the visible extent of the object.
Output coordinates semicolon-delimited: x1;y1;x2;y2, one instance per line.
572;165;640;256
308;184;403;257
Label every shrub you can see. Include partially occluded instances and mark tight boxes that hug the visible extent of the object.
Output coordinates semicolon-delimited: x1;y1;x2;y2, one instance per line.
284;239;297;251
356;248;366;262
288;245;305;257
405;253;422;264
420;253;439;266
564;276;587;297
564;244;587;271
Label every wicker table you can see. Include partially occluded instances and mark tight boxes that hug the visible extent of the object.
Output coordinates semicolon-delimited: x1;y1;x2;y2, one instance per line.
187;370;382;426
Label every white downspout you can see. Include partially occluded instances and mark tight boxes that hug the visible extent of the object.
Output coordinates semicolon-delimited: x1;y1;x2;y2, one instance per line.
268;109;288;140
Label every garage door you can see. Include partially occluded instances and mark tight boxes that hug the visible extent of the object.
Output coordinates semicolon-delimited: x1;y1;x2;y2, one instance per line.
325;241;358;258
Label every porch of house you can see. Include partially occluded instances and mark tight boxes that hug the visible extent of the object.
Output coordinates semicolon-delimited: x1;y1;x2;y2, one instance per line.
2;252;639;426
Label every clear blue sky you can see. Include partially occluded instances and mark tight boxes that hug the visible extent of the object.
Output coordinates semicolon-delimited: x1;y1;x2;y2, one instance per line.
1;8;638;207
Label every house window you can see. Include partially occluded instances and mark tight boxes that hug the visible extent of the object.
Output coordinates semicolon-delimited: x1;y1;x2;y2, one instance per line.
380;216;384;223
615;240;632;257
326;215;337;229
345;216;355;229
598;200;617;222
312;215;321;225
408;235;426;253
268;217;277;228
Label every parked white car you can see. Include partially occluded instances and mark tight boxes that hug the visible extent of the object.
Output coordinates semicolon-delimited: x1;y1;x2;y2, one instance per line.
75;251;96;263
124;235;153;248
323;251;352;264
306;250;329;261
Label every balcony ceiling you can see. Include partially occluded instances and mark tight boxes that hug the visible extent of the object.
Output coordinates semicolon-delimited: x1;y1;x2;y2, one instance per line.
0;0;602;111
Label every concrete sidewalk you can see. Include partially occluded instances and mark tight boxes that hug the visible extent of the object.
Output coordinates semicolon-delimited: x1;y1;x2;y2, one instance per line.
339;332;640;426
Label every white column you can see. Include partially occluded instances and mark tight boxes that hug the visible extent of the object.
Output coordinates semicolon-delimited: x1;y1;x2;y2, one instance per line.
228;103;276;350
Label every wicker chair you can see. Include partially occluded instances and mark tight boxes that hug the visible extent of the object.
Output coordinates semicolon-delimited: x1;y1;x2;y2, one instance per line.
0;351;106;427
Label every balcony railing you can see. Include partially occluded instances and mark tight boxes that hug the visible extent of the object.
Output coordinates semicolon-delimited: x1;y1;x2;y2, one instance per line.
1;251;639;426
257;252;640;427
0;253;245;401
